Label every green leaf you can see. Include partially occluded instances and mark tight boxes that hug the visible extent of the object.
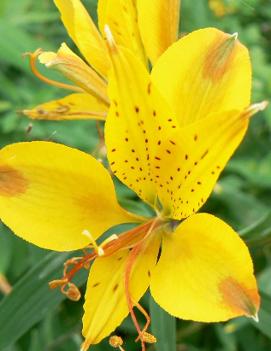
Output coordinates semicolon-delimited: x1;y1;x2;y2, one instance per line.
0;251;88;349
240;210;271;249
0;225;12;274
150;295;176;351
0;19;51;73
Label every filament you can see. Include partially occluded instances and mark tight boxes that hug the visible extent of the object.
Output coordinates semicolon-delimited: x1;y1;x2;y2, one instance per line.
24;49;84;92
124;218;159;350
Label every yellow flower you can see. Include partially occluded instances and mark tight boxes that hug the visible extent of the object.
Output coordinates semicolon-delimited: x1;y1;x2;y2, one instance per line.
0;28;267;350
23;0;181;121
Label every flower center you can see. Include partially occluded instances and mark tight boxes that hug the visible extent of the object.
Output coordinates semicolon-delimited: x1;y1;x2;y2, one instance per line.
49;217;167;350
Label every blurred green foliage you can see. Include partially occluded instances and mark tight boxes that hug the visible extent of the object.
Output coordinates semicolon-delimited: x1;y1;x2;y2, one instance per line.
0;0;271;350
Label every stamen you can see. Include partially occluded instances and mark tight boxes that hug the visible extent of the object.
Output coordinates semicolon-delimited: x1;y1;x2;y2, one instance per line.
109;335;126;350
124;219;160;351
141;332;156;344
23;49;83;92
61;282;81;301
134;302;151;341
63;257;83;276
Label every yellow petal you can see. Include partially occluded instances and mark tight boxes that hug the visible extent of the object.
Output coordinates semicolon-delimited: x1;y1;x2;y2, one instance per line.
98;0;146;63
54;0;109;77
0;141;135;251
23;93;107;120
39;43;109;105
82;232;161;348
153;102;267;219
151;28;251;126
137;0;180;64
105;37;177;207
151;213;260;322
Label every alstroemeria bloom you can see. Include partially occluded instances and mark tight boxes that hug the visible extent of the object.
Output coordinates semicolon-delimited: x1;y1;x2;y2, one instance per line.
1;28;267;350
23;0;180;121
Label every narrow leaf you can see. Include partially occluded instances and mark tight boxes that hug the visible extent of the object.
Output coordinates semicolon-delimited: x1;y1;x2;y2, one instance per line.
150;295;176;351
0;251;88;349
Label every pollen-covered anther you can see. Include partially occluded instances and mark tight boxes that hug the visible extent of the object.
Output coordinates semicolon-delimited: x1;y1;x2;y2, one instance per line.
64;282;81;301
109;335;125;349
141;331;157;344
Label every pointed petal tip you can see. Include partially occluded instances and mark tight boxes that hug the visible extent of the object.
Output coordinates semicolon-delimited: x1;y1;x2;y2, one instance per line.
244;100;269;119
251;100;269;112
250;312;259;323
256;100;269;111
230;32;238;40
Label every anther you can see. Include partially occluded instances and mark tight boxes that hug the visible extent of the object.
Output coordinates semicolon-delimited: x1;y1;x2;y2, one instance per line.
109;335;125;350
141;332;157;344
63;282;81;301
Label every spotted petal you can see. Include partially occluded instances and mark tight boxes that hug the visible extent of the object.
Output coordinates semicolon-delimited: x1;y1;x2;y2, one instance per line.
151;213;260;322
105;39;177;208
154;102;267;219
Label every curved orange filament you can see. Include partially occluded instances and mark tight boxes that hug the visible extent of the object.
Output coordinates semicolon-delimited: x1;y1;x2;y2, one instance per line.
51;218;161;348
124;219;160;351
134;302;151;342
124;242;146;351
24;49;84;92
58;220;157;287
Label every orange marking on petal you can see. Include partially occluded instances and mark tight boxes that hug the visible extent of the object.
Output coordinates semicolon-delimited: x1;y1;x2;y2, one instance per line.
0;165;28;197
203;33;238;82
219;277;260;317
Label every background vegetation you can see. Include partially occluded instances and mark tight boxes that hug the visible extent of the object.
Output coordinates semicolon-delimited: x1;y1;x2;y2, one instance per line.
0;0;271;350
